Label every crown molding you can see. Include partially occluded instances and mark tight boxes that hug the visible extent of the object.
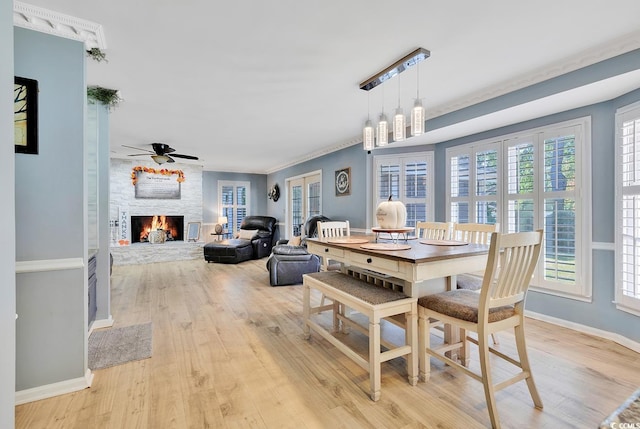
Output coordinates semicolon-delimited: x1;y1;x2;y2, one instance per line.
13;1;106;49
264;135;362;175
426;30;640;119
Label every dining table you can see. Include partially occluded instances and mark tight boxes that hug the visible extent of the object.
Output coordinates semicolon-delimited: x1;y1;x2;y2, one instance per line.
306;234;490;363
306;234;490;298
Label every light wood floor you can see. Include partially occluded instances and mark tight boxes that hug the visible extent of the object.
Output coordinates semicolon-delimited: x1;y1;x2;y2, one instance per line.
16;258;640;428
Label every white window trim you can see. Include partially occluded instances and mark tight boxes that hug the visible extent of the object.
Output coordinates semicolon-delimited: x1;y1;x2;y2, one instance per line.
615;101;640;316
218;180;250;232
445;117;592;300
372;151;435;226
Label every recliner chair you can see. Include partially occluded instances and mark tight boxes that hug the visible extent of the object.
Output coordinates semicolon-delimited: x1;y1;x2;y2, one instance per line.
204;215;277;263
265;215;330;286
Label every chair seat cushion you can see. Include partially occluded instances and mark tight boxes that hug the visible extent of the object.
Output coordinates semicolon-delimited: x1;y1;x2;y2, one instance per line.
418;289;514;323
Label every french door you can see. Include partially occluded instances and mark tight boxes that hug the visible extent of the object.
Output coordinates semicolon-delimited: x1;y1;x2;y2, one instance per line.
287;171;321;237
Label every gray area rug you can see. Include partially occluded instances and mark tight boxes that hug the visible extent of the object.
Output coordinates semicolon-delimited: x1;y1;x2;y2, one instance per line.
88;322;153;370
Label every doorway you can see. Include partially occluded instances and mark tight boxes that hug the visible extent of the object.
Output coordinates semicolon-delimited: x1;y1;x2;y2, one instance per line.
286;171;321;238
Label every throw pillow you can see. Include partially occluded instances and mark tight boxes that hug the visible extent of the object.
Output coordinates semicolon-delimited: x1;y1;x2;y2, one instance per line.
237;229;259;240
289;235;302;246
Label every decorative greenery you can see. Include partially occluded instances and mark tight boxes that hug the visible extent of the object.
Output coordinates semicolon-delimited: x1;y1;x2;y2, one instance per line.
131;166;185;185
86;48;107;63
87;86;122;109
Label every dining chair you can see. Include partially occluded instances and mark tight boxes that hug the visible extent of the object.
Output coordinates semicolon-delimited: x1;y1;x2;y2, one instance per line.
418;230;544;429
415;221;451;240
453;222;500;344
452;222;499;245
316;220;351;310
316;220;350;271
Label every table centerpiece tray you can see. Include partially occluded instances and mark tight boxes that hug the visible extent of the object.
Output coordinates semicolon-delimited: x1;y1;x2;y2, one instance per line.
420;239;468;246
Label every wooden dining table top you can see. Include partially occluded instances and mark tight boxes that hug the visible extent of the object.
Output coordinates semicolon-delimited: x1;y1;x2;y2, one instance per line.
306;235;490;265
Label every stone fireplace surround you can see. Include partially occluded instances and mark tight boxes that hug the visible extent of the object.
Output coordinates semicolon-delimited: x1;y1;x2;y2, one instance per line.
110;159;204;265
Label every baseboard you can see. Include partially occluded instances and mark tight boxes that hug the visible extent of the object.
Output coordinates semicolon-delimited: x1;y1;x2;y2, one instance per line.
525;310;640;354
89;316;114;335
15;369;93;405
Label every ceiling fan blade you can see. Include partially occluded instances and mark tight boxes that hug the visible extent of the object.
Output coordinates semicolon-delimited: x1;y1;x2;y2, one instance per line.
127;153;152;157
170;153;199;160
122;144;154;154
166;155;176;163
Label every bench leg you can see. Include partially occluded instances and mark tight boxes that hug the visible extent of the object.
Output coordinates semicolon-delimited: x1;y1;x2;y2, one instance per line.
369;316;381;401
406;303;418;386
303;283;311;340
332;300;340;333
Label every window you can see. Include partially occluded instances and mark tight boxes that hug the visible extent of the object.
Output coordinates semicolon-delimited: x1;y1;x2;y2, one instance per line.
446;118;591;299
218;181;250;233
374;152;434;228
615;102;640;316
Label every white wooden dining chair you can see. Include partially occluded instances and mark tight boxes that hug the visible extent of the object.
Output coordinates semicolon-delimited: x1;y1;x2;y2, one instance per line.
453;222;500;344
317;220;350;271
452;222;499;245
418;230;544;429
316;220;351;310
415;221;451;240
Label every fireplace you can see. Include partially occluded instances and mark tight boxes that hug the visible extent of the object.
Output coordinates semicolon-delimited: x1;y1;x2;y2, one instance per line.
131;215;184;243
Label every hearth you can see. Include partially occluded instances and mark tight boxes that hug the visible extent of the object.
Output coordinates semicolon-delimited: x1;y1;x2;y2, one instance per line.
131;215;184;243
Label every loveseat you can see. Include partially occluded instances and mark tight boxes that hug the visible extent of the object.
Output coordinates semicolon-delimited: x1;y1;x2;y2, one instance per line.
204;215;277;264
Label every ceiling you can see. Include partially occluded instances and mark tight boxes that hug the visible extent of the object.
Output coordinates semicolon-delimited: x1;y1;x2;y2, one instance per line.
19;1;640;173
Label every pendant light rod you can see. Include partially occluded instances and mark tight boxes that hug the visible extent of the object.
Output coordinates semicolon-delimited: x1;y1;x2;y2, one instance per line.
359;47;430;91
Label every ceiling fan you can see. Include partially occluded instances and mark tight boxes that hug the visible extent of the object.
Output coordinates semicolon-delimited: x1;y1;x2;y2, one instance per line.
123;143;199;165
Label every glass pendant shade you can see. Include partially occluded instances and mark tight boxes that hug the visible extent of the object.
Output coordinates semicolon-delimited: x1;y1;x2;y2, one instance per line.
377;113;389;146
393;107;406;141
411;99;425;136
363;119;374;150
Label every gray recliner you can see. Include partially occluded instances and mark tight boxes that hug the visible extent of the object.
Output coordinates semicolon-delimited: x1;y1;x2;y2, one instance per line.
266;215;330;286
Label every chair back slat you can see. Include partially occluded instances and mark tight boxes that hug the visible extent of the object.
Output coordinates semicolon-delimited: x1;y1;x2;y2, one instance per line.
480;230;543;313
415;221;451;240
452;222;499;245
317;221;350;239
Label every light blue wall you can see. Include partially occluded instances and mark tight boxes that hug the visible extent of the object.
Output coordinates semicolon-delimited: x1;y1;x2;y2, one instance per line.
266;50;640;343
14;28;87;390
202;170;268;223
0;0;16;424
266;144;367;238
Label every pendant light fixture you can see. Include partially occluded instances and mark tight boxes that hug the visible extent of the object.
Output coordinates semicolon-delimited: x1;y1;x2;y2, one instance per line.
411;61;426;136
393;75;406;141
358;48;430;150
363;92;374;150
377;85;389;146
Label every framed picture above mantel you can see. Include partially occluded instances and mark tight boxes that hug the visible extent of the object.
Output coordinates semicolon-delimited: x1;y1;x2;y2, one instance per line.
14;76;38;155
131;166;185;199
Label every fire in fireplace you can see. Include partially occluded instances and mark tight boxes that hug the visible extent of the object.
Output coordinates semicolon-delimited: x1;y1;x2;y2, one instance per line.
131;215;184;243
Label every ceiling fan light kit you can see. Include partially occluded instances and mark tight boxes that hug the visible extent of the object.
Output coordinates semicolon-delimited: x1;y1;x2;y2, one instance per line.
359;47;430;150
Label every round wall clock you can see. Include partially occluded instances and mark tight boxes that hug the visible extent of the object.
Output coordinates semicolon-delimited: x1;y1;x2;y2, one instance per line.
335;167;351;196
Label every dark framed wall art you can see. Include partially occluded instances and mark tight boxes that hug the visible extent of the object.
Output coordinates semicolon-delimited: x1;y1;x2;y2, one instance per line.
14;76;38;154
335;167;351;196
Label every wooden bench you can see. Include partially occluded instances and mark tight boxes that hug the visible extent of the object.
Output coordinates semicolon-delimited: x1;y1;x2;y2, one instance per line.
302;271;418;401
